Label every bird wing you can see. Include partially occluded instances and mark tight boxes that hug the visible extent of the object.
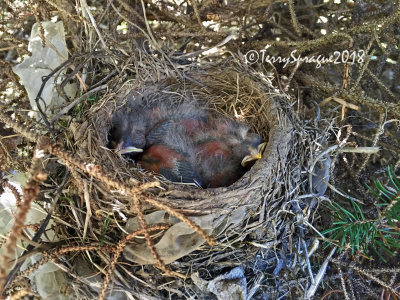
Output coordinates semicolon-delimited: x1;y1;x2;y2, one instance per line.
160;159;202;186
146;120;174;146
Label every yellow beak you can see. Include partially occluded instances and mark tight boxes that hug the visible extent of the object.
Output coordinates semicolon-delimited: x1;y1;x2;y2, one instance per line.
115;142;143;155
241;142;267;167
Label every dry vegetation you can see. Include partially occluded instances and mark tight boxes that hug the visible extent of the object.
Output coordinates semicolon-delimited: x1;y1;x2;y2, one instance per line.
1;0;400;299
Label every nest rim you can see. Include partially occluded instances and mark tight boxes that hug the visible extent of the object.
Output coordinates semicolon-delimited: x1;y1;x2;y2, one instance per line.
71;60;293;214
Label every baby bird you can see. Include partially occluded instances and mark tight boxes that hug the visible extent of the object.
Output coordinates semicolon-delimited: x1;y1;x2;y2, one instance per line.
109;98;207;154
192;121;266;188
108;97;266;188
138;119;201;186
209;118;267;167
146;115;207;146
138;144;202;186
194;138;235;187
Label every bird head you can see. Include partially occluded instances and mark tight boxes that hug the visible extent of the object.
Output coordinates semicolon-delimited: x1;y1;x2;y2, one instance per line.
219;123;266;167
236;132;266;166
114;129;146;155
241;141;267;167
109;109;147;155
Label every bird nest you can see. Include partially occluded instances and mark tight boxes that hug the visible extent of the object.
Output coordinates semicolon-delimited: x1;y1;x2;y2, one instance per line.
57;54;302;298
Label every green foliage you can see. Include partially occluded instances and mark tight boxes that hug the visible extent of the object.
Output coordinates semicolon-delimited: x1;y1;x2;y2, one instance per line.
71;94;101;120
322;166;400;262
99;215;111;245
87;95;101;103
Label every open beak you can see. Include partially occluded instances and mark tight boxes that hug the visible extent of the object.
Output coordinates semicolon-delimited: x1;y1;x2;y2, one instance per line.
241;142;267;167
115;142;143;155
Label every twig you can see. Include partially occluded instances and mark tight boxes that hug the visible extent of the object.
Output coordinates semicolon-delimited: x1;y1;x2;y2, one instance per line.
288;0;301;36
98;225;170;300
306;247;336;298
82;181;92;240
332;259;400;298
189;0;205;31
1;180;22;206
320;97;360;121
4;172;70;289
80;0;108;50
337;147;380;154
33;53;90;129
0;137;49;294
50;84;107;124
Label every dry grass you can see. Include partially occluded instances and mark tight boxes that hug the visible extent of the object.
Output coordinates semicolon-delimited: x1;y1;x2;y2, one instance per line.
1;0;400;299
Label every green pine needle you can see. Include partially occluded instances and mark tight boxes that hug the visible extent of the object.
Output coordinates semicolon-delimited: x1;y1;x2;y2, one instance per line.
322;166;400;261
